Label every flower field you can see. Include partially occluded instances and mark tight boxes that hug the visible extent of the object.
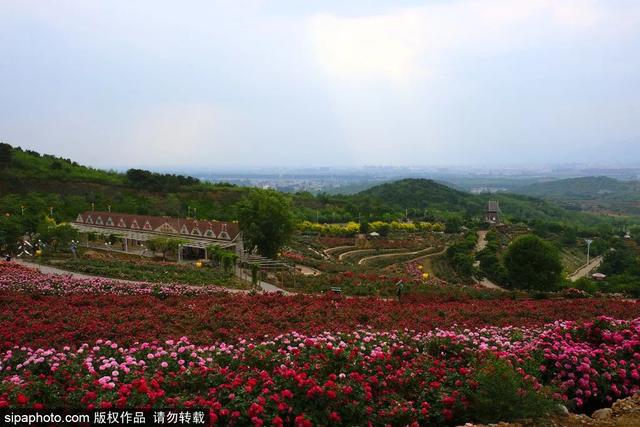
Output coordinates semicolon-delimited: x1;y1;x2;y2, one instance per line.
1;318;640;425
1;261;640;424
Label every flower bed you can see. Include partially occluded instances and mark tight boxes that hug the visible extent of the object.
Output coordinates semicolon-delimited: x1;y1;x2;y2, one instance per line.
0;262;229;296
1;318;639;424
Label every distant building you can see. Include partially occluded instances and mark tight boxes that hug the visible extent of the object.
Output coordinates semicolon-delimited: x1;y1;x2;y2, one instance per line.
485;201;501;224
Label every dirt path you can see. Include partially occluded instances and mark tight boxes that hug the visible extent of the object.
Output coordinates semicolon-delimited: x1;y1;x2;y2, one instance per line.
476;230;489;252
295;264;321;276
474;230;504;290
569;256;604;282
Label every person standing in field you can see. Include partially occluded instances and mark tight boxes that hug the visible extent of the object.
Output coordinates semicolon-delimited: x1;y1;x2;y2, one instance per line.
395;280;404;302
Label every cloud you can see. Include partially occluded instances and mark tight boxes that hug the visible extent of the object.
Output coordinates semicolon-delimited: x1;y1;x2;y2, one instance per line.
309;10;426;84
308;0;637;84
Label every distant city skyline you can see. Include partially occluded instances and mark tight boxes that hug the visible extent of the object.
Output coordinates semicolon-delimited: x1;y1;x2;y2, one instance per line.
1;0;639;169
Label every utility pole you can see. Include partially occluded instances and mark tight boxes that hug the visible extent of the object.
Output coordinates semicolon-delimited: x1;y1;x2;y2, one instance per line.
585;239;593;266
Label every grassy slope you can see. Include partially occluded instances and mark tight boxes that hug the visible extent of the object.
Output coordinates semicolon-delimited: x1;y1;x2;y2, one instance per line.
0;146;248;221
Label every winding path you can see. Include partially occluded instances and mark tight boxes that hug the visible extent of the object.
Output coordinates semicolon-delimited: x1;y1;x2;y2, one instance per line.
338;248;377;261
358;247;435;265
323;246;355;257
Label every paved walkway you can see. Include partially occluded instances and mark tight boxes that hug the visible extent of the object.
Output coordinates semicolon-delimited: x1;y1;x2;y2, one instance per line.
15;259;290;294
569;256;604;282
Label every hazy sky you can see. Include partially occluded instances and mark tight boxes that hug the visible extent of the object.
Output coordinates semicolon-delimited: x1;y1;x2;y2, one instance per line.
1;0;639;169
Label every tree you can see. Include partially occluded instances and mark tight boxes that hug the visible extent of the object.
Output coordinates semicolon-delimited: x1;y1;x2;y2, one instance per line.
0;214;24;253
236;189;294;259
503;235;563;291
36;217;78;251
0;143;12;167
477;248;508;285
147;237;187;260
600;246;638;276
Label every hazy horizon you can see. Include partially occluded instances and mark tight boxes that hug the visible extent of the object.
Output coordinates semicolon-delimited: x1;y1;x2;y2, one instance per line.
2;1;639;169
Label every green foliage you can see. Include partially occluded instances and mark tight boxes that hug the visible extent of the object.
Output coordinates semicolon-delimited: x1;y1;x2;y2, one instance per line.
476;248;508;285
572;277;599;294
237;190;295;258
0;214;24;253
0;142;12;167
445;233;478;281
504;235;563;291
208;245;238;272
470;357;556;423
600;245;639;276
36;217;78;251
146;237;188;260
125;168;200;192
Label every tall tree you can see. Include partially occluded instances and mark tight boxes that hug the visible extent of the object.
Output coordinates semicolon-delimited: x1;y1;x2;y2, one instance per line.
0;143;12;167
503;235;562;291
237;189;294;258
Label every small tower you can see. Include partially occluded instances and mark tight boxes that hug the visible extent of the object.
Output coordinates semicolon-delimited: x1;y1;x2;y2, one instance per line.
485;200;501;225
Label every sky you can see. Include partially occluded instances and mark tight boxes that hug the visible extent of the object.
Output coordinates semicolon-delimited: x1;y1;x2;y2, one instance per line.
1;0;639;169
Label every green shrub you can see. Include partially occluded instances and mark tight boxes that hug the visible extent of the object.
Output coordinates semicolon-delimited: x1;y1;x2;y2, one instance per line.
469;357;556;423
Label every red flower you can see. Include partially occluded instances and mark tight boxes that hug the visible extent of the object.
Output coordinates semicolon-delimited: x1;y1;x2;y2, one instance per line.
16;394;29;405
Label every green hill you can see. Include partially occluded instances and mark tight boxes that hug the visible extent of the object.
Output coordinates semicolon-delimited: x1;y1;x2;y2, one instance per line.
0;143;625;228
346;178;607;225
513;176;640;215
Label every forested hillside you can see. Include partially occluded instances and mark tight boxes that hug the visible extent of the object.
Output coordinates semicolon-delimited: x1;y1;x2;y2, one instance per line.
0;143;626;230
